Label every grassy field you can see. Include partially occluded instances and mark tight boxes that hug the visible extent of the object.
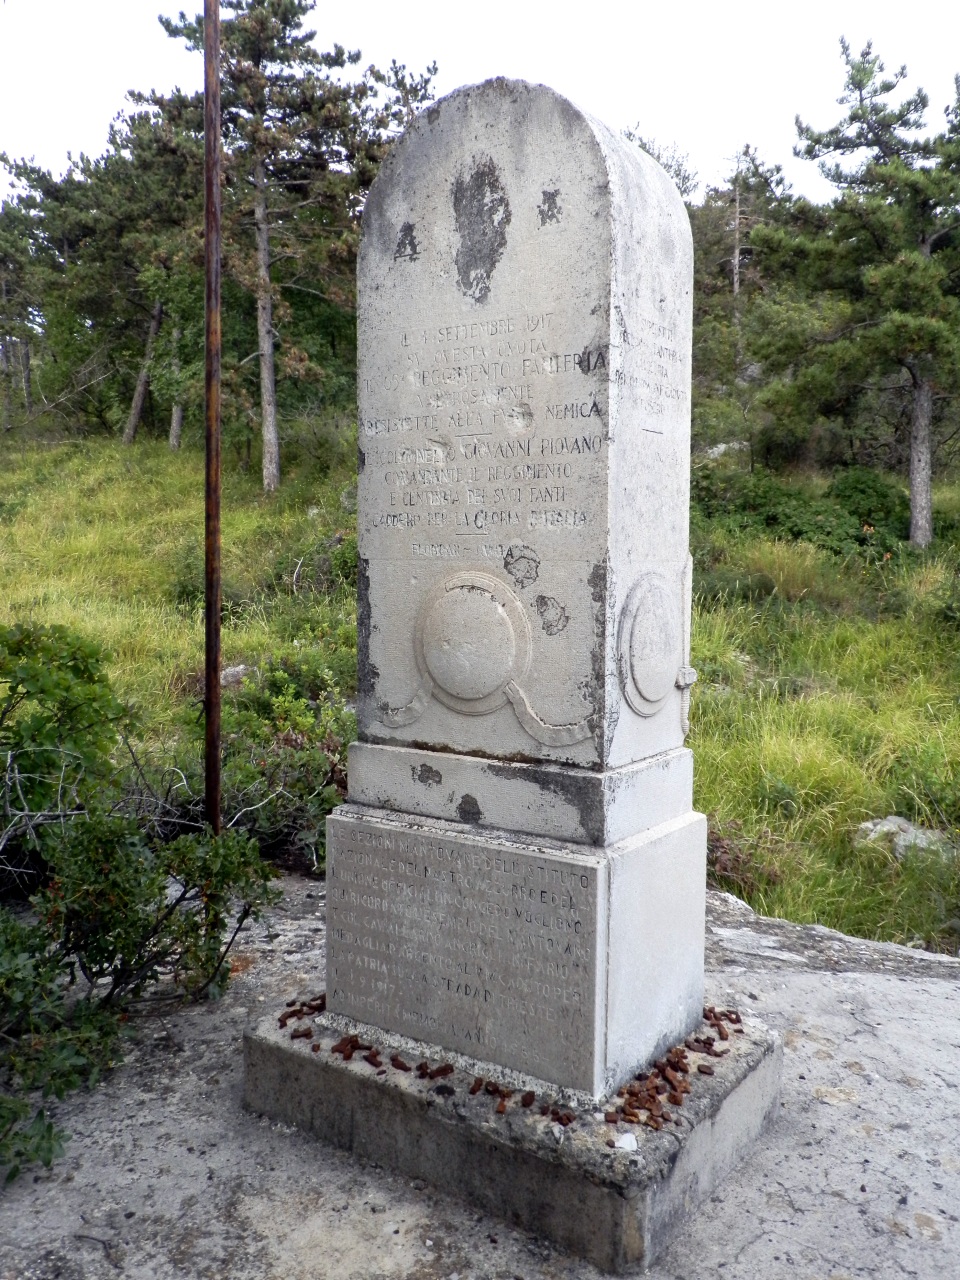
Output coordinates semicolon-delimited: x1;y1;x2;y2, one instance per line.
2;434;959;949
0;434;359;742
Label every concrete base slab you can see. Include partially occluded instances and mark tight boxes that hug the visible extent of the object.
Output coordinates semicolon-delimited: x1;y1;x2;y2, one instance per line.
243;1007;781;1273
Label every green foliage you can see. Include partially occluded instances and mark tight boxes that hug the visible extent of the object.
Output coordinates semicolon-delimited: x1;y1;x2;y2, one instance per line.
329;532;359;590
706;817;782;901
217;651;354;869
0;603;281;1182
691;463;907;560
1;0;434;477
0;905;120;1182
826;467;910;536
691;510;960;951
751;40;960;544
0;812;277;1182
0;624;127;889
0;1099;67;1186
42;814;277;1002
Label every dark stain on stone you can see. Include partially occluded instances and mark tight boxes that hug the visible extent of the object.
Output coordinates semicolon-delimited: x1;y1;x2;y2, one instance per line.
504;543;540;589
581;343;608;376
452;158;511;303
394;221;419;261
537;188;562;226
414;763;443;786
587;557;613;758
356;557;379;720
535;595;569;635
487;762;606;845
504;402;534;434
457;794;482;824
357;445;365;474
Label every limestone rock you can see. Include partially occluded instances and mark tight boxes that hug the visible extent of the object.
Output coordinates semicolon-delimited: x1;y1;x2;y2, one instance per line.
854;814;956;862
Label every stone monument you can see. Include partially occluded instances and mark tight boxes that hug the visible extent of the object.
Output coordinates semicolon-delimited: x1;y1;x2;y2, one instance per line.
245;79;781;1272
329;76;703;1096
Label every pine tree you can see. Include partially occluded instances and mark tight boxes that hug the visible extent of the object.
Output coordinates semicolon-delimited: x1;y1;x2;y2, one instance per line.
687;147;793;454
0;200;35;429
158;0;434;491
753;41;960;545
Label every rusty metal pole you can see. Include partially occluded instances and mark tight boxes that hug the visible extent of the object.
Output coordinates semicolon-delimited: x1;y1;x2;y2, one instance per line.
203;0;222;835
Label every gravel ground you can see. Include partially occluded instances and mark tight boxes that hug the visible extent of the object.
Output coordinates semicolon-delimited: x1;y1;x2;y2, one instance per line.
2;878;958;1280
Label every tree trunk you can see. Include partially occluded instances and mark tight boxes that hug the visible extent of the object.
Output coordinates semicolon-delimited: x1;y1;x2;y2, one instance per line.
0;280;10;430
169;327;183;449
0;338;11;432
122;300;164;444
253;156;280;492
909;373;934;549
20;339;31;415
169;403;184;450
731;173;742;377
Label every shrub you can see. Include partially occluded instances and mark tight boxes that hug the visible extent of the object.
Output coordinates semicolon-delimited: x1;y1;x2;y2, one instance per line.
691;464;905;558
0;624;127;893
827;467;909;538
0;905;122;1182
219;654;354;870
0;623;281;1181
272;529;359;597
41;814;277;1002
0;816;277;1182
329;533;359;590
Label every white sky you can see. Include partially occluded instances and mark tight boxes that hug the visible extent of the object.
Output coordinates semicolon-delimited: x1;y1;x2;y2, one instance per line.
1;0;958;203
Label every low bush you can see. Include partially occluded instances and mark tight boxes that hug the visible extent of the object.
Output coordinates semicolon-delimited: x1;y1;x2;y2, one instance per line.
691;463;907;558
0;623;127;895
0;624;279;1182
219;652;354;870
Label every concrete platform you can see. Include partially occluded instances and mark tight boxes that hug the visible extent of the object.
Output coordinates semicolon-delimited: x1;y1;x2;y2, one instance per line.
243;1006;781;1272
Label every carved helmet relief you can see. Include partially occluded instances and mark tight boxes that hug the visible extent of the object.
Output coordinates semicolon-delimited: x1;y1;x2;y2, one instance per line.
618;572;684;717
376;571;594;746
417;573;529;715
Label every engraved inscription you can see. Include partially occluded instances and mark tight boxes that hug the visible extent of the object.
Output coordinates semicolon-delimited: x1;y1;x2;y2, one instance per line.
327;817;598;1074
360;292;611;554
616;314;687;432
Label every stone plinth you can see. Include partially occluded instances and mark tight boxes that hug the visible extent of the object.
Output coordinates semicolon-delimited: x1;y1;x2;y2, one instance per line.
243;1007;782;1274
327;805;705;1095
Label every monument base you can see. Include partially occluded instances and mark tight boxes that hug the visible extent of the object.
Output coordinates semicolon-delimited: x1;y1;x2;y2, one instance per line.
243;1007;781;1274
326;804;707;1096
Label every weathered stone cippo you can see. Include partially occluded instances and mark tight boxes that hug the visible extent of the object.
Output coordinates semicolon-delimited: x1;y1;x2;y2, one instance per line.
327;77;706;1096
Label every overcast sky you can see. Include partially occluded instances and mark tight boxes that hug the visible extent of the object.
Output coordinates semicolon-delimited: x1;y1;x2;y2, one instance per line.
1;0;958;203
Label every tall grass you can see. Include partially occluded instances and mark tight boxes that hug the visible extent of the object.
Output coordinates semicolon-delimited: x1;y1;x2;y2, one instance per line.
691;528;960;946
3;437;959;947
0;434;359;742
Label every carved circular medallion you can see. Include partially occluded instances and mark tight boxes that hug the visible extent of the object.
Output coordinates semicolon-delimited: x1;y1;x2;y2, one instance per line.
416;572;531;715
618;572;681;717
